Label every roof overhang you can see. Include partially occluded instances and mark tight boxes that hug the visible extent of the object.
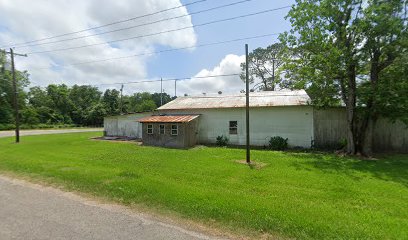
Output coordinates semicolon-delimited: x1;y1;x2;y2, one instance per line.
137;115;200;123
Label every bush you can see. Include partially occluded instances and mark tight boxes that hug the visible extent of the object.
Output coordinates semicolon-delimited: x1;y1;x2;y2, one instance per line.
0;124;16;131
216;135;229;147
269;136;288;151
338;138;347;150
0;123;78;131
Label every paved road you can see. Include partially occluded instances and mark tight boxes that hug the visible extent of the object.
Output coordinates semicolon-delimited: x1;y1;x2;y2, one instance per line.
0;176;219;240
0;128;103;138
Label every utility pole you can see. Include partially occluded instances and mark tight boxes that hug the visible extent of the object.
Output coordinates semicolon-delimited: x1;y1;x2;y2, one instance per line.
119;84;124;114
160;77;163;106
174;79;177;98
245;44;251;164
2;48;27;143
272;59;275;91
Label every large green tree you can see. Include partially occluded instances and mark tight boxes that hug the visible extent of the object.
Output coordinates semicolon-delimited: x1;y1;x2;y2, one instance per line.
281;0;407;155
69;85;102;125
102;89;120;116
240;43;286;91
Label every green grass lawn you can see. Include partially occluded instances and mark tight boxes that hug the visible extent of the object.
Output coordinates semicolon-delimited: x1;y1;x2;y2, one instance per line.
0;132;407;239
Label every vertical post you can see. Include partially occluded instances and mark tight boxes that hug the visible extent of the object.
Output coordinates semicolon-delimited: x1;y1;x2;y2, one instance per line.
160;77;163;106
119;84;124;114
10;48;19;143
272;59;275;91
174;79;177;98
245;44;250;164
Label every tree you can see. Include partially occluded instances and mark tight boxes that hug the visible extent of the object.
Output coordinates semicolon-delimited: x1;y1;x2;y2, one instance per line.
1;50;30;125
102;89;120;116
27;87;53;124
86;103;106;126
240;43;285;91
46;84;73;124
151;92;173;107
20;107;40;125
69;85;102;125
127;92;157;112
356;0;408;155
281;0;407;155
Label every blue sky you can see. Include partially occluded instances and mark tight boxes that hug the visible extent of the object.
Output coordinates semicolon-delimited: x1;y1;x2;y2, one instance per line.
0;0;296;95
149;0;295;77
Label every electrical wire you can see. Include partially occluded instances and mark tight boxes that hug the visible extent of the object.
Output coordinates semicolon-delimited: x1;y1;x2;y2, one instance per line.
17;0;253;49
1;0;208;48
92;73;241;86
29;33;280;70
26;6;291;55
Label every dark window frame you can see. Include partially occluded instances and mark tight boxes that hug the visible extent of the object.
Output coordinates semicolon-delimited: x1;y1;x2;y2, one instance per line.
159;124;165;134
171;124;178;136
147;124;153;134
229;121;238;135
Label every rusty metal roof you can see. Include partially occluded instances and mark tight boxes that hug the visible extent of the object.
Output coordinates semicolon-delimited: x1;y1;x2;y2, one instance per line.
137;115;200;123
158;90;311;110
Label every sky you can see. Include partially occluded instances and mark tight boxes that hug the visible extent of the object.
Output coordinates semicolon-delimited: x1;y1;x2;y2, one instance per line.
0;0;296;96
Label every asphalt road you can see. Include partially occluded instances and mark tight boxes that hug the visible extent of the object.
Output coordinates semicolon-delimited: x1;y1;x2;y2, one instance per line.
0;128;103;138
0;176;219;240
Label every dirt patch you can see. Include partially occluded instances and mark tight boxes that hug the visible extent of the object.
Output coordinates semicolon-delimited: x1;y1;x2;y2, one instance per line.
91;137;142;145
235;160;268;169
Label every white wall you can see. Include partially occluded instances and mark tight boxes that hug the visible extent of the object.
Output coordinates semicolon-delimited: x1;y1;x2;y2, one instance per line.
159;106;314;148
104;113;151;138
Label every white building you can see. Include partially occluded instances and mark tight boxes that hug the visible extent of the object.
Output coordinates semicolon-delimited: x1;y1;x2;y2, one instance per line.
104;90;408;151
104;112;151;139
156;90;314;148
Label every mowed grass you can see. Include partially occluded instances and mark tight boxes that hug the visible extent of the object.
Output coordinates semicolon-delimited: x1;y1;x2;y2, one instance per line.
0;132;407;239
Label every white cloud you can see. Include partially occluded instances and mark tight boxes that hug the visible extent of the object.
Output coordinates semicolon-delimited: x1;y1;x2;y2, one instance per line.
0;0;196;87
177;54;246;96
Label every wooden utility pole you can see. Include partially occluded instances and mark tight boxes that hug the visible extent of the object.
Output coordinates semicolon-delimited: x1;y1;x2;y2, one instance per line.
245;44;250;164
2;48;27;143
160;77;163;106
119;84;124;114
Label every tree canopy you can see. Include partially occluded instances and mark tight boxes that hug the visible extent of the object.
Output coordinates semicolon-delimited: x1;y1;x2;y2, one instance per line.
240;43;286;91
281;0;408;155
0;80;174;129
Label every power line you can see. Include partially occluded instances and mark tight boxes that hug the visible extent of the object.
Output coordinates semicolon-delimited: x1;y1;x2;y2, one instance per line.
26;6;291;55
29;33;280;70
92;73;242;87
1;0;208;48
17;0;253;49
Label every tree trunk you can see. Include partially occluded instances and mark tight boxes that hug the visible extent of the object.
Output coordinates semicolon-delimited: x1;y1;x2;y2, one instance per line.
346;103;356;154
346;64;357;154
360;50;380;157
362;117;377;156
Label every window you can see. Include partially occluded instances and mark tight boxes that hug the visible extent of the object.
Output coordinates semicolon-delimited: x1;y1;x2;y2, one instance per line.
159;124;165;134
229;121;238;135
147;124;153;134
171;124;178;136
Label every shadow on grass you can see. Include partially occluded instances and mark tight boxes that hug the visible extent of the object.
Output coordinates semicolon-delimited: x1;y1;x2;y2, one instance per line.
286;152;408;187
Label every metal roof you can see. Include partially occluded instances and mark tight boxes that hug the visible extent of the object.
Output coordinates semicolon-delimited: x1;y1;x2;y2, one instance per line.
137;115;200;123
158;90;311;110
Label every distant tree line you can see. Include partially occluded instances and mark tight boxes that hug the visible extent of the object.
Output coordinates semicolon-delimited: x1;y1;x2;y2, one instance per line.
1;52;174;130
0;70;173;130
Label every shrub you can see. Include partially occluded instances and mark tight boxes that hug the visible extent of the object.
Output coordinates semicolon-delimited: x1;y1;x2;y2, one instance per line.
216;135;229;147
338;138;347;150
269;136;288;151
0;123;78;131
0;124;16;131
